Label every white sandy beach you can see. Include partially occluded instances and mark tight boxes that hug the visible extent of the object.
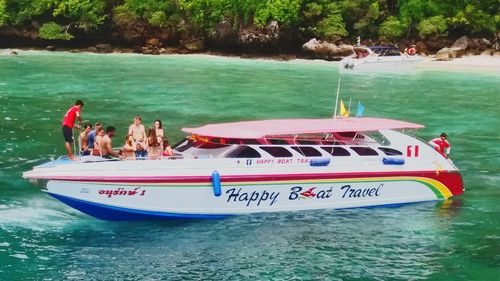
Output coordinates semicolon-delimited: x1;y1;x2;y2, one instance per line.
2;48;500;73
417;55;500;73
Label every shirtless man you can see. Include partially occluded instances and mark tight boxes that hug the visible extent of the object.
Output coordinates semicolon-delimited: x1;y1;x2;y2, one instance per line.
128;116;147;158
99;126;119;159
62;100;84;159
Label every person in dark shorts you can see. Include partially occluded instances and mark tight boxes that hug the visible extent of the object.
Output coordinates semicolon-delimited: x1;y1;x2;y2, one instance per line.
62;100;84;159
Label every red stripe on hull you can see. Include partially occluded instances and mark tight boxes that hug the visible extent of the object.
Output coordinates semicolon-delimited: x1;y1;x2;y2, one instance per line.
37;170;464;196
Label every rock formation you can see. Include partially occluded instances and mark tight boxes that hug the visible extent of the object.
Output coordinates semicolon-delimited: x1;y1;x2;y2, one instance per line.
302;38;353;60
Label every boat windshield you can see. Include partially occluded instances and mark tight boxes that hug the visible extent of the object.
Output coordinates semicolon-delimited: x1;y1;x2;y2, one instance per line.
370;46;401;56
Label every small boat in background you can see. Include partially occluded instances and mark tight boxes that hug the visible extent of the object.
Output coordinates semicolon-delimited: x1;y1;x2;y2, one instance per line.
341;46;422;72
23;117;463;220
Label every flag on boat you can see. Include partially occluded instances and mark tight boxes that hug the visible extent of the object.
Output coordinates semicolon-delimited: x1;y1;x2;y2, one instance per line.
356;102;364;117
340;100;349;117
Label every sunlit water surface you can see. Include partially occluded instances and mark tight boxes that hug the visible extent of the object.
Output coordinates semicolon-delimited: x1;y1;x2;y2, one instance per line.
0;51;499;280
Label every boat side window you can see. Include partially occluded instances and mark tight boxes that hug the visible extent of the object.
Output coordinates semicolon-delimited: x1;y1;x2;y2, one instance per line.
297;140;317;145
226;139;241;145
291;146;323;157
378;147;403;156
322;140;346;145
321;146;351;156
226;146;261;158
350;147;379;156
259;146;293;158
337;132;364;139
269;139;289;145
242;139;261;145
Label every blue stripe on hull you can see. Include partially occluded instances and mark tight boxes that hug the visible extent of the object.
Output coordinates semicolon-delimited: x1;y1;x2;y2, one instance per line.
48;193;232;221
47;193;440;221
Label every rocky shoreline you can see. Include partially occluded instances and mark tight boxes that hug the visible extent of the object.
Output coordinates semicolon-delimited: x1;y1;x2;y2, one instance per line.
3;35;500;64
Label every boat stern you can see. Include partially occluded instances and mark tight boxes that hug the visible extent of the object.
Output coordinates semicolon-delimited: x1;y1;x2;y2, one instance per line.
441;170;464;197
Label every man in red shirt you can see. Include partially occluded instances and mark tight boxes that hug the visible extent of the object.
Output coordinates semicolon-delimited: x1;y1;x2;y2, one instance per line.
429;132;451;158
62;100;84;159
404;44;417;55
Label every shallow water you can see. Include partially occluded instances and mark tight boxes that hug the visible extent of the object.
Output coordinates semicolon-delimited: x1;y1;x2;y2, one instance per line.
0;51;499;280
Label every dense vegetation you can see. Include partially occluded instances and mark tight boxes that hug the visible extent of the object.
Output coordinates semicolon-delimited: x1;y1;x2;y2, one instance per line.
0;0;498;49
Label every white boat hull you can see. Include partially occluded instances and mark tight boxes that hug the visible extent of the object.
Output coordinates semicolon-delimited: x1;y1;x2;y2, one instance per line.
24;128;464;220
44;170;461;220
341;56;422;72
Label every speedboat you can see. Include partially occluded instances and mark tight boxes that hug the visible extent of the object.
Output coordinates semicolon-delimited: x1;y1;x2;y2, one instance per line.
340;46;422;71
23;117;464;220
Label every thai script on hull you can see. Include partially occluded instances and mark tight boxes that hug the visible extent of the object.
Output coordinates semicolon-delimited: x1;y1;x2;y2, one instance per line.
98;187;146;198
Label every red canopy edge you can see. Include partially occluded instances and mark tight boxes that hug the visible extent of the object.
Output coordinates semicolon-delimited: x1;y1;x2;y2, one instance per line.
182;118;424;139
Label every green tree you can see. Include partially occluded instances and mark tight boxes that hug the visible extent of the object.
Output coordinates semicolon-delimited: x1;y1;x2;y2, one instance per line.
3;0;53;26
253;0;302;28
379;15;405;41
0;0;7;26
337;0;383;40
449;3;497;34
51;0;107;30
398;0;438;38
352;1;382;39
417;15;447;38
301;0;347;41
114;0;179;28
178;0;231;34
38;21;73;40
314;11;347;40
1;0;499;48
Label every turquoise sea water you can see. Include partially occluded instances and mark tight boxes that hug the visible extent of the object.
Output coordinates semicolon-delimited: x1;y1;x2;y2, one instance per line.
0;51;499;280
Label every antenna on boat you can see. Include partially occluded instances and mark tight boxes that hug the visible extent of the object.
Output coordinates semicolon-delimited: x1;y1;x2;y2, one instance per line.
333;74;341;118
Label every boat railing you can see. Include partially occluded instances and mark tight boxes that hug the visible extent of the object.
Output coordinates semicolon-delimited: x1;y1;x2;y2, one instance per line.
72;153;217;163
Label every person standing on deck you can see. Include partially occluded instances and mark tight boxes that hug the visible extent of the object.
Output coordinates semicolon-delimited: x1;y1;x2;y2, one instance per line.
87;122;102;152
154;120;164;149
429;133;451;158
62;100;84;159
79;123;92;156
128;116;147;159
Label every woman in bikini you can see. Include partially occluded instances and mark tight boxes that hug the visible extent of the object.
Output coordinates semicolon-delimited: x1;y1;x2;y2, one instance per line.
92;127;105;156
147;128;161;159
121;134;136;160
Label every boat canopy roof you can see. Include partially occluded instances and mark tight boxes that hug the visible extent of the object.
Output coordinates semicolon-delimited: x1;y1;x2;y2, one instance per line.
369;46;401;56
182;118;424;139
369;45;399;50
